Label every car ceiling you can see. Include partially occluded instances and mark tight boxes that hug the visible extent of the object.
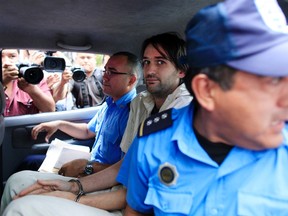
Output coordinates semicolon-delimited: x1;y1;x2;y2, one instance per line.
0;0;221;55
0;0;288;56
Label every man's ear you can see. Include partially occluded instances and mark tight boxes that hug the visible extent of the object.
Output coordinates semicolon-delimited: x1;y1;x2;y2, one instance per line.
129;75;137;86
191;74;217;111
178;70;186;79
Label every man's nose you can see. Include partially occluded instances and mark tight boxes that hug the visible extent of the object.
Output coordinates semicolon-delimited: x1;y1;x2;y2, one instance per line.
144;64;156;75
102;72;110;81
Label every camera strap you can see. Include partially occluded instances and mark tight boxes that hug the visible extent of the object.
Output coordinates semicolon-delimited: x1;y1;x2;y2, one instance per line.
78;70;104;108
80;82;89;107
93;69;104;97
93;69;106;105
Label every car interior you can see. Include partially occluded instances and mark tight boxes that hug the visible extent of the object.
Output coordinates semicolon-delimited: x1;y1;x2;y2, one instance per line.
0;0;288;197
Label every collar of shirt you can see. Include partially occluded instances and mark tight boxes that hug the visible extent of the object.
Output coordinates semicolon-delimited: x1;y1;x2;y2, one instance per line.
160;83;192;112
139;83;192;114
282;124;288;147
137;90;154;114
171;103;286;173
105;88;137;108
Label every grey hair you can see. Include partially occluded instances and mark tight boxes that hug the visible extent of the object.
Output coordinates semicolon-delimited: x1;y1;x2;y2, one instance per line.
112;51;142;86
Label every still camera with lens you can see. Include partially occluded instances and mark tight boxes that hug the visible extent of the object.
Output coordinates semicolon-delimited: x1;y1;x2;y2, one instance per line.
71;67;86;82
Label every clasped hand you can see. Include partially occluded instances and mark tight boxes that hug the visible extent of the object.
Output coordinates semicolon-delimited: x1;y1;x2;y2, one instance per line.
14;179;76;201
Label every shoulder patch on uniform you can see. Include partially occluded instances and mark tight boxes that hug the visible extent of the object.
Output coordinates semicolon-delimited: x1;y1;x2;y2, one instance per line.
138;108;173;137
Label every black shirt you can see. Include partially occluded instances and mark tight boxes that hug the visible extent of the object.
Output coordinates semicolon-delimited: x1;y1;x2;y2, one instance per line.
194;127;233;165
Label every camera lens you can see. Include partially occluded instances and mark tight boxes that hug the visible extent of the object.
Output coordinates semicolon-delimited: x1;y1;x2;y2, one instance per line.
19;66;44;84
72;70;86;82
48;59;58;68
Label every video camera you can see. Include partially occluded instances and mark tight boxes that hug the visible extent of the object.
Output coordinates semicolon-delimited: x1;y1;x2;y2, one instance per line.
43;51;66;73
17;63;44;85
71;67;86;82
17;51;66;84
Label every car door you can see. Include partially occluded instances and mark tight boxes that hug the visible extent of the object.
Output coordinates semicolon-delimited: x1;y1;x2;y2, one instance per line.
0;105;100;194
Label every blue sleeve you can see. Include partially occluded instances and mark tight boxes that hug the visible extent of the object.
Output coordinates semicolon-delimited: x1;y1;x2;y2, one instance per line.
87;103;107;132
116;138;135;186
87;114;98;132
117;136;153;214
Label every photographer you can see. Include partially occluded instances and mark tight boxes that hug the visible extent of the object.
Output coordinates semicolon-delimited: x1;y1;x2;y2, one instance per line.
2;49;55;116
53;52;105;109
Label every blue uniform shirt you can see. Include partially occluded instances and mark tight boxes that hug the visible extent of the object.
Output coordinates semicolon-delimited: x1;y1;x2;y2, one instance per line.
117;102;288;215
88;88;136;164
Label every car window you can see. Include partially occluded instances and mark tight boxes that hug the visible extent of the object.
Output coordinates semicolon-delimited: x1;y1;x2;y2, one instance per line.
2;49;109;117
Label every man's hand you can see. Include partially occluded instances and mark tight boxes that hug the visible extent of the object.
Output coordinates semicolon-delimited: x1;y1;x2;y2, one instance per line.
124;205;148;216
29;51;45;65
61;69;72;84
2;63;19;86
31;121;61;143
17;77;37;93
46;73;60;89
14;179;75;199
59;159;88;177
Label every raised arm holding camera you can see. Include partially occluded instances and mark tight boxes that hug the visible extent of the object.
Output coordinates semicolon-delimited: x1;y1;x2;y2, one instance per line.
53;52;105;109
70;52;105;108
2;49;55;117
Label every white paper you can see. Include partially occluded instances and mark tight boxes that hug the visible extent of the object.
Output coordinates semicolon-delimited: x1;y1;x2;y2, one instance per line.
38;138;91;173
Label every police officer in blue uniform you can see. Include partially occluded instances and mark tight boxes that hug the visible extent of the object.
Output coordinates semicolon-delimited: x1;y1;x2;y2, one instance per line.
117;0;288;215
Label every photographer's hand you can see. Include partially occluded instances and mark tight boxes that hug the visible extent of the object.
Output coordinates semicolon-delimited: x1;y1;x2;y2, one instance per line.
17;77;36;93
29;51;45;65
47;73;60;89
61;69;73;84
2;63;19;86
51;69;72;102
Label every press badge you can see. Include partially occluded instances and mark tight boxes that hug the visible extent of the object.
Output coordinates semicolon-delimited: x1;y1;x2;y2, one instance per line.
158;162;179;186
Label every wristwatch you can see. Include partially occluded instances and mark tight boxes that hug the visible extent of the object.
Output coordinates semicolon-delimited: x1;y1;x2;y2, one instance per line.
84;160;94;175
